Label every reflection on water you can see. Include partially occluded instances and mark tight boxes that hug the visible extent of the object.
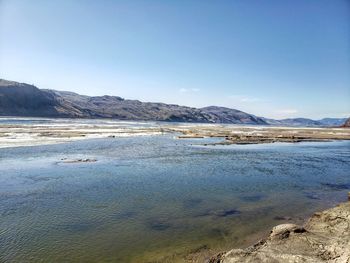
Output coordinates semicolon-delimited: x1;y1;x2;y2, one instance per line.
0;135;349;262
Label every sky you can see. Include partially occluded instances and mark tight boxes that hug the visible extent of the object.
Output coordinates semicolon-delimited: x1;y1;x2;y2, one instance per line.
0;0;349;119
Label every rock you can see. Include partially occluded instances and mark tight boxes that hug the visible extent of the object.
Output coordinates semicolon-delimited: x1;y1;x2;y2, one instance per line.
212;200;350;263
61;158;97;163
269;224;306;239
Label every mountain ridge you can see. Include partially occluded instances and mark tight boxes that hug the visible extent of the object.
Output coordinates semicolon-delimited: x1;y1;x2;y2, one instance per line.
0;79;266;124
0;79;348;126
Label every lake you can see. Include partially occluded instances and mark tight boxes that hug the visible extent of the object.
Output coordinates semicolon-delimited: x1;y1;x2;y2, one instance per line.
0;129;349;262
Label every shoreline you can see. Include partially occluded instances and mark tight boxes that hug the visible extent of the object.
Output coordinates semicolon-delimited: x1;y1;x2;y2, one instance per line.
0;119;349;148
174;126;350;145
209;194;350;263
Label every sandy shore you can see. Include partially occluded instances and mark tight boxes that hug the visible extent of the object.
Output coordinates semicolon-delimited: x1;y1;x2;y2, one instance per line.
173;125;350;145
210;194;350;263
0;121;165;148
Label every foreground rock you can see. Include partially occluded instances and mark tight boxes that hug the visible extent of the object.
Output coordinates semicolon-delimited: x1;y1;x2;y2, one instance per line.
211;198;350;263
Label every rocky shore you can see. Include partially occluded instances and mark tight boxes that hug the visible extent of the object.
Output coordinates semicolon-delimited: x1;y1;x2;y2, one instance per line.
210;194;350;263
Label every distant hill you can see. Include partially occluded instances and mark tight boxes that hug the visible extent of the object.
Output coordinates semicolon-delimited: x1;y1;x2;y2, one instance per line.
0;79;347;126
342;118;350;128
200;106;267;125
318;118;347;126
263;117;348;127
265;118;322;127
0;79;266;124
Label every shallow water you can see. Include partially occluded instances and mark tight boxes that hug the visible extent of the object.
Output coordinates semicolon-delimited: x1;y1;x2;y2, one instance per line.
0;134;349;262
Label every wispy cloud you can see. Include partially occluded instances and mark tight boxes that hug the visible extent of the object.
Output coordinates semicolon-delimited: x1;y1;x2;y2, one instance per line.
229;95;262;103
277;109;298;115
338;113;350;118
179;88;200;93
240;97;260;102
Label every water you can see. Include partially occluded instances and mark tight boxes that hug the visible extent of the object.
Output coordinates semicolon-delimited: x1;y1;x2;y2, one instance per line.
0;134;349;262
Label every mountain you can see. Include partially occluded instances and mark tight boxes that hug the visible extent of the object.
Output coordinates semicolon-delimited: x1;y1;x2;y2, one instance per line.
342;118;350;128
0;79;266;124
317;118;348;127
1;79;347;126
201;106;267;125
263;117;348;127
269;118;322;127
0;79;62;117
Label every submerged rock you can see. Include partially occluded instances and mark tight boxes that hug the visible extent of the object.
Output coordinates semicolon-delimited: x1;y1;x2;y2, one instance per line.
216;209;241;217
273;215;293;221
211;197;350;263
60;158;97;163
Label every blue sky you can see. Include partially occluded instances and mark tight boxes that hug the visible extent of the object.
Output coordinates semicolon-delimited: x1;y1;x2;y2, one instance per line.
1;0;349;119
